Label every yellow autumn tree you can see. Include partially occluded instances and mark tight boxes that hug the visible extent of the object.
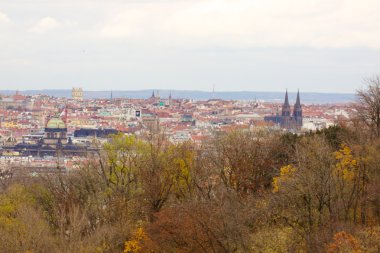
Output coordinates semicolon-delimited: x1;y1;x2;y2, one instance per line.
334;144;358;182
333;143;363;222
272;165;297;193
0;184;55;252
124;227;148;253
167;142;195;199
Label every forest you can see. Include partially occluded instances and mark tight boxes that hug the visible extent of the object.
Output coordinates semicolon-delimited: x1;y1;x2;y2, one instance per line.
0;79;380;253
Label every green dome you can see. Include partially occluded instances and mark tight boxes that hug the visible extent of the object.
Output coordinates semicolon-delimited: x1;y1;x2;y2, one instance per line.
46;117;66;129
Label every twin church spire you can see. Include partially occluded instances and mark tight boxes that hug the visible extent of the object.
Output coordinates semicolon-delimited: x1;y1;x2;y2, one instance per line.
281;89;303;129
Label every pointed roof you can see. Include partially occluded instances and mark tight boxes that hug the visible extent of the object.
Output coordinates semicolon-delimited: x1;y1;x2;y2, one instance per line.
284;89;290;106
295;89;301;107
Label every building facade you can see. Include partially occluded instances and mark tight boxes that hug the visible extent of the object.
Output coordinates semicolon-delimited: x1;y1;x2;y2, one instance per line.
264;90;303;130
72;88;84;100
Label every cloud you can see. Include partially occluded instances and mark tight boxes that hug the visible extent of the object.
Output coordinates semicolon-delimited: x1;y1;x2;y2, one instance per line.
29;16;61;33
98;0;380;49
0;11;11;24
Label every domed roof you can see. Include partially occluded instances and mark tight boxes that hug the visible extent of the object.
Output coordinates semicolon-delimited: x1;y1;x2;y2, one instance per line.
46;117;66;129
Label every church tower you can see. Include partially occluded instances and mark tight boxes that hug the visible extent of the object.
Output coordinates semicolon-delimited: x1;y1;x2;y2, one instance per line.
281;89;291;128
293;89;302;128
168;91;172;106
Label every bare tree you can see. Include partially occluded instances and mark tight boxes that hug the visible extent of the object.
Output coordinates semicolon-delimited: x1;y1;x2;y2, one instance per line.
356;76;380;137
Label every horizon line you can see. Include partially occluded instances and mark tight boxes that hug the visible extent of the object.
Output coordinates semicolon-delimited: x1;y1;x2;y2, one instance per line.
0;89;356;95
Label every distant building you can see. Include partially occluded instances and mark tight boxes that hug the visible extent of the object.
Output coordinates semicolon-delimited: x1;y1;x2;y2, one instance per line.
2;116;88;157
72;87;83;100
168;91;172;105
74;128;119;138
265;90;303;130
44;117;68;147
148;90;163;105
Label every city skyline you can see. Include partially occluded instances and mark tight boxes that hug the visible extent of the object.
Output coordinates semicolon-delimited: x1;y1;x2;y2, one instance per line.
0;88;355;104
1;2;380;251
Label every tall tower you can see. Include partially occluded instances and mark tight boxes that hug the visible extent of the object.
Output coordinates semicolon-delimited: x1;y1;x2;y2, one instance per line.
281;89;291;128
72;87;83;100
168;91;172;106
293;89;302;128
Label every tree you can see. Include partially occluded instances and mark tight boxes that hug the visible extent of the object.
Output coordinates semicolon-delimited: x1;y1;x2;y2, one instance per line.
124;227;148;253
0;184;57;253
271;136;336;252
146;193;253;253
207;130;279;195
356;76;380;138
327;231;362;253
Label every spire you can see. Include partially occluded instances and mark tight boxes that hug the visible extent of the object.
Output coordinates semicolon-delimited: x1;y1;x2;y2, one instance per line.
295;89;300;106
284;89;290;106
281;89;291;119
293;89;303;128
151;90;155;98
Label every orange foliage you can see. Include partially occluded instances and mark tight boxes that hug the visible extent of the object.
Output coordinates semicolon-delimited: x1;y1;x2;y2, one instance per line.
327;231;362;253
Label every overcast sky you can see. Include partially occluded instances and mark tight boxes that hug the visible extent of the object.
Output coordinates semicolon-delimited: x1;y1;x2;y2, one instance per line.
0;0;379;93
